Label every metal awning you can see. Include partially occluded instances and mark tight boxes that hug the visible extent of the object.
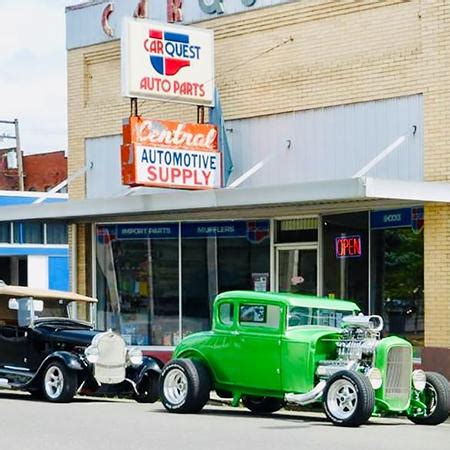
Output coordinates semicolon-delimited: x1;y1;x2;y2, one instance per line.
0;177;449;223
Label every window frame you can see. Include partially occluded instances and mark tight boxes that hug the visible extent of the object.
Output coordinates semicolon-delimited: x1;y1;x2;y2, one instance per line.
237;302;282;333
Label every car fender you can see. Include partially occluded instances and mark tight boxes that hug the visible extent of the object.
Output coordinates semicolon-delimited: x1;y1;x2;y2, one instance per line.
140;356;162;375
174;349;216;381
38;351;86;373
128;356;162;385
46;351;85;370
25;351;86;388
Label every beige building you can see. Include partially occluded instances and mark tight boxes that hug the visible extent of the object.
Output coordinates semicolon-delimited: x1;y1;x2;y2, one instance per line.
3;0;449;374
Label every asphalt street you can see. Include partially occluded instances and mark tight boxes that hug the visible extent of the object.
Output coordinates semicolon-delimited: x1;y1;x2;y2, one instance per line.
0;391;448;450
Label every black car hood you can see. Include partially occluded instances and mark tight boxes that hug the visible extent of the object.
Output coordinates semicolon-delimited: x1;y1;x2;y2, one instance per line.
36;325;100;346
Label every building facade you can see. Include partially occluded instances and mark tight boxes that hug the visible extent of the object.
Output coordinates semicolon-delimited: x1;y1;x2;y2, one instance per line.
2;0;449;372
0;191;69;290
0;150;67;192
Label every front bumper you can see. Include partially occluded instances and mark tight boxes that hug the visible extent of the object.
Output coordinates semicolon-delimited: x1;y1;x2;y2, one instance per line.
78;356;161;396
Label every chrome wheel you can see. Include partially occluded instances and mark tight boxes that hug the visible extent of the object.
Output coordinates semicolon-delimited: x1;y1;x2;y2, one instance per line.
163;368;188;406
408;371;450;425
44;366;64;400
423;382;438;416
327;379;358;420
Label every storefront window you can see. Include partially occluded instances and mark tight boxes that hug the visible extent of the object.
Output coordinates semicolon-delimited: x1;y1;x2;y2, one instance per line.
96;220;270;346
13;222;44;244
370;207;424;355
181;236;210;336
96;223;179;346
46;222;68;244
181;220;270;337
322;212;369;312
0;223;10;243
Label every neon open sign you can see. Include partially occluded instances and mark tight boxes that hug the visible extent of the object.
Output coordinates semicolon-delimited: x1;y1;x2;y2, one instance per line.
335;235;362;258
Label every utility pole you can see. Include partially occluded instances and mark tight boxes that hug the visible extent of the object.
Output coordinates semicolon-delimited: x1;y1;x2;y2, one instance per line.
0;118;25;191
14;119;24;191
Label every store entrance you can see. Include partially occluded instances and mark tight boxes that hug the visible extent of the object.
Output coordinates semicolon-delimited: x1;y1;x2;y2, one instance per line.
276;245;318;295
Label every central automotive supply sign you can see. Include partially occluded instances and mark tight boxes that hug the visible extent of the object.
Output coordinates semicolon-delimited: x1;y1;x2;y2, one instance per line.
121;117;221;189
121;18;215;106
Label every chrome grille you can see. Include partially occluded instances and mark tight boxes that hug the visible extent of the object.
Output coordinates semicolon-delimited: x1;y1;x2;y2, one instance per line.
384;346;412;409
94;331;126;384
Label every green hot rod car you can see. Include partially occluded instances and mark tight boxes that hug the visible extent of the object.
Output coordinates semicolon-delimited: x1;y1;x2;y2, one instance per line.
160;291;449;426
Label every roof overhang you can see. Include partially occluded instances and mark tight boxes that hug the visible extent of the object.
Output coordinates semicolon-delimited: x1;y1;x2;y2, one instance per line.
0;177;449;223
0;283;97;303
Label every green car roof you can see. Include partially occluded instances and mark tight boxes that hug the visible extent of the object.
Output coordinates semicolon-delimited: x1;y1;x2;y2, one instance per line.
216;290;360;312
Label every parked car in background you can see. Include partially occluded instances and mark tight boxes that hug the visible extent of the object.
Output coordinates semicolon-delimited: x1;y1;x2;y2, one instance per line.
0;282;160;403
160;291;449;426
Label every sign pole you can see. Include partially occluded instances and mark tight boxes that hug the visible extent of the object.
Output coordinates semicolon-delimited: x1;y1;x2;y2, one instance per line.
197;105;205;124
130;97;138;117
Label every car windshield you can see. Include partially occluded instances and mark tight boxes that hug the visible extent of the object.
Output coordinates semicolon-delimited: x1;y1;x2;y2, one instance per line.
287;306;356;328
6;297;93;327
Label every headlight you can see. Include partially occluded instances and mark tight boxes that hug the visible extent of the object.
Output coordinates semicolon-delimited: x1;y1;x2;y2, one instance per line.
412;369;426;392
367;368;383;390
84;345;99;364
128;347;143;367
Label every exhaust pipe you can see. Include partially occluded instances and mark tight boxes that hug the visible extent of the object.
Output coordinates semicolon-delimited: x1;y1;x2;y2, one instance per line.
285;380;326;406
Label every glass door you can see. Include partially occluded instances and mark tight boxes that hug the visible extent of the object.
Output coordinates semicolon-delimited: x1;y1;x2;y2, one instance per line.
276;245;318;295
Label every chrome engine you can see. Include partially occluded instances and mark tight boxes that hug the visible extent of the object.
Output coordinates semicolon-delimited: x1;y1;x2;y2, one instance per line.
336;315;383;361
316;315;383;378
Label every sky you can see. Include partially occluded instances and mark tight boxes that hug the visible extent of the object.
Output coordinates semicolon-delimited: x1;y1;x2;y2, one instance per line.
0;0;79;155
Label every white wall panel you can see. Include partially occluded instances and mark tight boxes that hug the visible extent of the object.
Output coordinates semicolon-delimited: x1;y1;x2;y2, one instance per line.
86;135;168;199
27;256;49;289
226;95;423;188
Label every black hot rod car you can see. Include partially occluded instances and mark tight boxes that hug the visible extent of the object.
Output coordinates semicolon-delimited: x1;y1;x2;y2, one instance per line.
0;282;160;403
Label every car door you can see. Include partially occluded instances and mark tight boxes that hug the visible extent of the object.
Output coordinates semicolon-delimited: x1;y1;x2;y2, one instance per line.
0;297;31;371
0;324;29;370
231;302;282;391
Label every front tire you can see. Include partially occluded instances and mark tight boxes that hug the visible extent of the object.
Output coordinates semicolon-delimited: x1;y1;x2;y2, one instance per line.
160;359;211;413
323;370;375;427
134;372;159;403
28;389;45;400
242;396;284;414
408;372;449;425
42;361;77;403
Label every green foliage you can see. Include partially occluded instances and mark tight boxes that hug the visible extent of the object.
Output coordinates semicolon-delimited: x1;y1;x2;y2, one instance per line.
384;229;423;300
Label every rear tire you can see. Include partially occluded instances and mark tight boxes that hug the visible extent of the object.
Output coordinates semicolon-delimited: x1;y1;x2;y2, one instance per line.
408;372;449;425
134;372;159;403
160;359;211;413
323;370;374;427
42;361;77;403
242;396;284;413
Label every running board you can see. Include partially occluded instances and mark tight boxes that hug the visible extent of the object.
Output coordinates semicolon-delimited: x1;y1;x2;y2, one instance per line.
0;367;33;378
285;380;326;406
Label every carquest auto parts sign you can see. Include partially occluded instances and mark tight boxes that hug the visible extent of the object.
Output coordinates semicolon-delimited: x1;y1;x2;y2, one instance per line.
121;18;214;106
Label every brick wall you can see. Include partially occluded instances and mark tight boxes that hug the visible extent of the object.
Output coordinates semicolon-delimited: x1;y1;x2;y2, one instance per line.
67;0;450;353
23;151;67;191
0;150;67;191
